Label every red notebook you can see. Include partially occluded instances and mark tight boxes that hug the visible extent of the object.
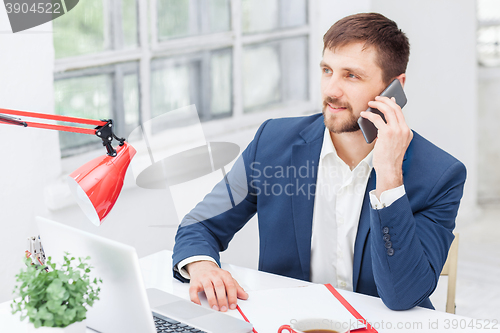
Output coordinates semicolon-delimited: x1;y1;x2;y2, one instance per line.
236;284;377;333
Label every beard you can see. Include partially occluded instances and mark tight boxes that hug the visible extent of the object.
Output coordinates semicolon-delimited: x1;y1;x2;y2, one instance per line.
322;96;360;134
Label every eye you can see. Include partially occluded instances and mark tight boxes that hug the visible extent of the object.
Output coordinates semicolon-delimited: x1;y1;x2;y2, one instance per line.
322;68;332;74
347;73;358;79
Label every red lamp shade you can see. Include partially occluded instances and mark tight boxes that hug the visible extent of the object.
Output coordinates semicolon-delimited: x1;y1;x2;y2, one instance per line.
67;142;136;226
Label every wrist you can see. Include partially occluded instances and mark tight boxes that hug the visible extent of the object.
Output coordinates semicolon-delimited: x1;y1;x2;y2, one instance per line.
375;168;403;199
186;260;218;275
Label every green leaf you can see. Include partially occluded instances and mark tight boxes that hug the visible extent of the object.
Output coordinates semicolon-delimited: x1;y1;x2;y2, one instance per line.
27;307;38;318
46;279;65;301
64;308;76;322
46;299;64;315
54;316;63;327
75;305;86;316
58;271;69;283
63;289;70;301
38;306;54;321
71;270;81;280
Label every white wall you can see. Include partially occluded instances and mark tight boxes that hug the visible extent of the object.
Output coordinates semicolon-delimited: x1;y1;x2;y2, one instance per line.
371;0;478;224
478;67;500;203
309;0;372;103
0;14;59;301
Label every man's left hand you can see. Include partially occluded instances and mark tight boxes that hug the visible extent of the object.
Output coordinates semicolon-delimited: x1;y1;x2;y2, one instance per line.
360;96;413;199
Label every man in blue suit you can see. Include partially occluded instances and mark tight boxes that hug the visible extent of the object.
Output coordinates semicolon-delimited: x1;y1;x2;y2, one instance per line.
172;13;466;312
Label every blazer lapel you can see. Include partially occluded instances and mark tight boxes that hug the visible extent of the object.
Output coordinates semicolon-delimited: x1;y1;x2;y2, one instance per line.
352;169;376;290
291;116;324;281
352;136;412;290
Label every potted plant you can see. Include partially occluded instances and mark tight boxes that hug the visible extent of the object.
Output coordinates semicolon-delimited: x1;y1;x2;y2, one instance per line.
11;252;102;332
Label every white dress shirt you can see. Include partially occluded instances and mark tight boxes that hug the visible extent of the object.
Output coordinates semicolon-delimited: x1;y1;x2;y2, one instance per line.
310;128;404;290
176;128;405;282
309;128;374;291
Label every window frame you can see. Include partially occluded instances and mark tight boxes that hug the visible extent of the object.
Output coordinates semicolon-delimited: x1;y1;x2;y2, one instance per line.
54;0;318;172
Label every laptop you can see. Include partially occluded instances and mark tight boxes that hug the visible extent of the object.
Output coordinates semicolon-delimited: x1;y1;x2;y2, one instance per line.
36;217;254;333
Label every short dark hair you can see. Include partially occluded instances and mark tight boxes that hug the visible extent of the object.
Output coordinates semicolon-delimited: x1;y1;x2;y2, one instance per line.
323;13;410;84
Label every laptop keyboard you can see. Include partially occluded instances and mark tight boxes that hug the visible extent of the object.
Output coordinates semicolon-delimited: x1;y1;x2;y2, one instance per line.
153;312;207;333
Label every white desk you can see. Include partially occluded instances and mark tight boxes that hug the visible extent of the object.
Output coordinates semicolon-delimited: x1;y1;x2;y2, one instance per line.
1;250;488;333
140;251;486;333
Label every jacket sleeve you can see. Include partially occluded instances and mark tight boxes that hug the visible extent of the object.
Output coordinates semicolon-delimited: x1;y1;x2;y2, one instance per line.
370;160;466;310
171;120;271;282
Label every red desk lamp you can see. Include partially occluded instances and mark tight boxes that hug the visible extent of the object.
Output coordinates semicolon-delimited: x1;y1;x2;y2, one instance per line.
0;108;136;226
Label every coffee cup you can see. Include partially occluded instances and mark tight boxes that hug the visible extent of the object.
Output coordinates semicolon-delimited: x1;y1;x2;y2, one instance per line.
278;318;350;333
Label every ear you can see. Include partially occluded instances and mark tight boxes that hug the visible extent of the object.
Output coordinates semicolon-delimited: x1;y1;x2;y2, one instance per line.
396;73;406;88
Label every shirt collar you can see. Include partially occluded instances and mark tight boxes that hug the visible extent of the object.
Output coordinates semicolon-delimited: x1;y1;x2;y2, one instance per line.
320;127;337;160
360;149;374;170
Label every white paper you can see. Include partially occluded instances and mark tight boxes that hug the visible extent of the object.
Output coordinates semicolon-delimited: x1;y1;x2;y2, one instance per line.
237;284;366;332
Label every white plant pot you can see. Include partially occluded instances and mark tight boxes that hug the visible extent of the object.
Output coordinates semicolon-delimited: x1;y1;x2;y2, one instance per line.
26;320;86;333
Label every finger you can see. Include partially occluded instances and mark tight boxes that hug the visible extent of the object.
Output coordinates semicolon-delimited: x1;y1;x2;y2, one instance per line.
213;278;229;312
222;276;238;310
377;95;400;109
202;280;219;311
382;95;406;125
360;109;387;130
369;97;398;125
378;96;411;136
189;283;202;305
235;279;249;300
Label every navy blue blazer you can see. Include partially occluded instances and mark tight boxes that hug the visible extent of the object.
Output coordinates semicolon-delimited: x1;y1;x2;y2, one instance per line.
173;113;466;310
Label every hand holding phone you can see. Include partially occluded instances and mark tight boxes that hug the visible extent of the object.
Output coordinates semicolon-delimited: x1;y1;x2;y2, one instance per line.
358;79;407;144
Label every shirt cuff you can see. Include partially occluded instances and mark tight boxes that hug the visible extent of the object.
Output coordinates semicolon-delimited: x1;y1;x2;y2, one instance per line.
369;185;406;210
174;255;219;280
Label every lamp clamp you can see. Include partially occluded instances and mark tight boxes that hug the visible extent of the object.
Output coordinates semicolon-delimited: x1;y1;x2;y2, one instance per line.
95;119;126;157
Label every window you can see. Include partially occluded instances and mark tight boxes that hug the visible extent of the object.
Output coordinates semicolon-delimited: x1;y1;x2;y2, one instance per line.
477;0;500;66
54;0;311;157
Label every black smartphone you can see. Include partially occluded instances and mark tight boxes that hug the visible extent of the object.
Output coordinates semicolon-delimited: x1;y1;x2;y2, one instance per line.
357;79;407;144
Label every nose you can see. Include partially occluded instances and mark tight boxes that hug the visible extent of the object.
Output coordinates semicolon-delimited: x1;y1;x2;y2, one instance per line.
323;74;344;99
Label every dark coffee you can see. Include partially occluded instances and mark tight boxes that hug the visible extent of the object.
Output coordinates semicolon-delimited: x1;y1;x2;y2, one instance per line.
303;330;339;333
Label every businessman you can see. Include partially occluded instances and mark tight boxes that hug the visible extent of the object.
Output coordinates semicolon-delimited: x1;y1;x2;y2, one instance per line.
172;13;466;312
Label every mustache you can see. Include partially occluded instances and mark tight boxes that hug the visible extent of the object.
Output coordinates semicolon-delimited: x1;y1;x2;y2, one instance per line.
323;97;352;111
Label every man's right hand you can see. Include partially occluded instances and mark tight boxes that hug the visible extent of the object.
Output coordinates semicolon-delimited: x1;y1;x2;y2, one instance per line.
186;260;249;312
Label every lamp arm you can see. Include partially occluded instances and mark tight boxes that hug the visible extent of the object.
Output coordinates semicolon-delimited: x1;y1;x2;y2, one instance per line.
0;107;106;126
0;108;124;156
